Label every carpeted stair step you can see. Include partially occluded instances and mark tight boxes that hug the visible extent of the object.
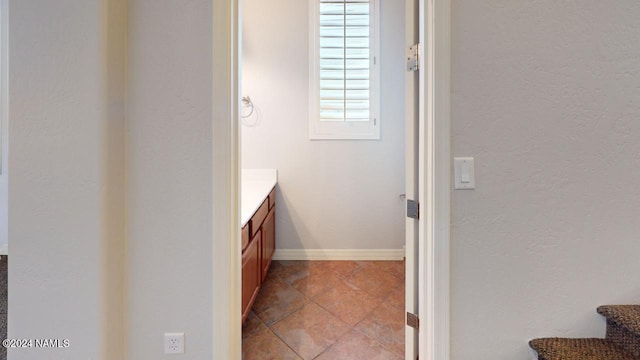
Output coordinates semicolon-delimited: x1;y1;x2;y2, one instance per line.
597;305;640;357
529;338;638;360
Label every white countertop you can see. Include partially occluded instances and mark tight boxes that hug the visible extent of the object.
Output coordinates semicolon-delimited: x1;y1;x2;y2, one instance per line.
241;169;277;227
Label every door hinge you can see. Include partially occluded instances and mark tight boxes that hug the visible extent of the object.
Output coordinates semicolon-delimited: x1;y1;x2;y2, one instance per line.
407;312;420;329
407;43;420;72
407;199;419;219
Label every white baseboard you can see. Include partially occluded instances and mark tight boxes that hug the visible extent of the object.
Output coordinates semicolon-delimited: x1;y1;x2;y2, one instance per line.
272;248;405;261
0;244;7;255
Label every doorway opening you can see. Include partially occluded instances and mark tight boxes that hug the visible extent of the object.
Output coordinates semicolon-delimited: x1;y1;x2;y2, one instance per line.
239;0;411;358
214;0;452;358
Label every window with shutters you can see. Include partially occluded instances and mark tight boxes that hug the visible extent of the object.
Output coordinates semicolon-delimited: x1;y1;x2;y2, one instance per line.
309;0;380;140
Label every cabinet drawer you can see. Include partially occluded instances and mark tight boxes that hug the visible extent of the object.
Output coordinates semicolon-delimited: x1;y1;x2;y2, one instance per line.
268;187;276;209
250;199;269;238
241;224;249;252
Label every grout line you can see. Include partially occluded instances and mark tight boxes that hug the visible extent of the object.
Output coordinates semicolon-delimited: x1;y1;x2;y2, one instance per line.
267;325;304;360
352;301;406;358
243;260;406;358
310;329;347;360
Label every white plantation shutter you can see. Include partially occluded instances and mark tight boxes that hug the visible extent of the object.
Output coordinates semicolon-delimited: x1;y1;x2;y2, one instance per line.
319;0;370;122
310;0;379;139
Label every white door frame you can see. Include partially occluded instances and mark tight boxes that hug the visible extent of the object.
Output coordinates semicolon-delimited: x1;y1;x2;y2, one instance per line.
418;0;451;359
212;0;242;358
404;0;419;357
211;0;451;358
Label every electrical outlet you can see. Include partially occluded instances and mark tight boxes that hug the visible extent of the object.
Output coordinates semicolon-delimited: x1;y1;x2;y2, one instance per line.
164;333;185;354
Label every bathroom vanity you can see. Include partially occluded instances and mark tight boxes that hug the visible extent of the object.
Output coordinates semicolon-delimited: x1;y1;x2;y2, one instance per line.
241;169;277;323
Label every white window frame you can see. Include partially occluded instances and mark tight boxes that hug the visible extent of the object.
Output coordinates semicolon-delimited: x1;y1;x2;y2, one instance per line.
308;0;380;140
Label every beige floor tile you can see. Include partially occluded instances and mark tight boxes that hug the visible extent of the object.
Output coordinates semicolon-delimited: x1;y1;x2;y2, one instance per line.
386;284;405;310
343;265;404;298
312;280;382;326
243;260;406;359
242;311;267;341
291;269;345;299
311;260;362;278
272;261;312;285
316;329;403;360
242;327;301;360
252;276;309;325
355;301;405;357
271;302;350;360
372;260;405;280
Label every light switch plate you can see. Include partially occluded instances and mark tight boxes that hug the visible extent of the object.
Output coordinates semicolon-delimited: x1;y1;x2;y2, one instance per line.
454;157;475;190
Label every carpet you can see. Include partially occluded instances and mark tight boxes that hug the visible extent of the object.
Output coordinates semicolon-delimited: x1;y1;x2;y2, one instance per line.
0;256;6;360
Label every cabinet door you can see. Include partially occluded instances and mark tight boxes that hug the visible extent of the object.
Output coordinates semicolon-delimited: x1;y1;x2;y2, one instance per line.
241;224;249;251
261;208;275;281
241;230;261;323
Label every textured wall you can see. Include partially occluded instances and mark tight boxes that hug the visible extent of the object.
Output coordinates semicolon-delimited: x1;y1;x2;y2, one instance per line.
0;0;7;252
451;1;640;359
126;0;215;359
241;0;406;251
7;0;126;358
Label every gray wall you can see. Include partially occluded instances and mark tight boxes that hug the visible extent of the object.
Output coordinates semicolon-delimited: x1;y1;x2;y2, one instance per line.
451;1;640;358
241;0;406;251
126;0;216;359
0;0;7;252
8;0;125;358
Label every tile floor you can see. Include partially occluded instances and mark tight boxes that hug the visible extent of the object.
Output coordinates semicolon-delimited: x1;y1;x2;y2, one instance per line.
242;260;405;360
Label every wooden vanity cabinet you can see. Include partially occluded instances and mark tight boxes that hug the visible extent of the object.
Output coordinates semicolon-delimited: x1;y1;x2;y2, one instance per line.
241;224;249;251
250;200;269;238
261;206;275;281
241;229;261;323
241;186;276;324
